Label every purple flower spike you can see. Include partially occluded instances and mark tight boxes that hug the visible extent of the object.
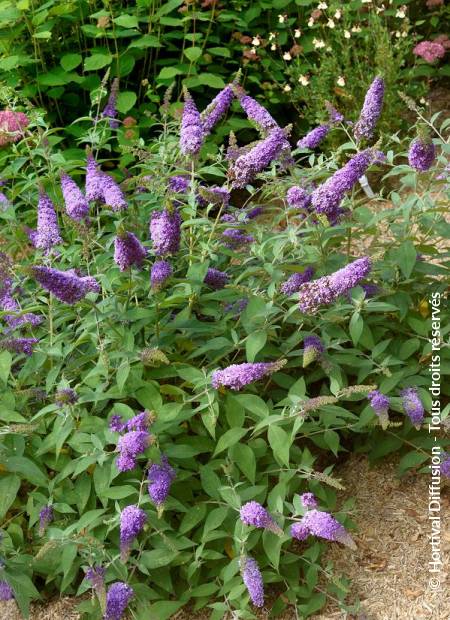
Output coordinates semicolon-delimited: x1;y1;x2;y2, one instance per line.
201;85;235;134
240;556;264;608
286;186;312;210
302;509;356;549
311;149;379;223
353;76;385;142
236;89;278;134
120;505;147;560
325;101;344;124
101;175;127;211
441;453;450;479
151;260;172;289
61;173;89;222
149;208;181;256
222;228;254;249
116;430;151;472
55;388;78;407
280;267;314;295
230;127;288;188
102;78;120;129
204;268;229;290
86;566;106;595
1;337;38;356
401;387;424;429
168;175;190;193
104;582;134;620
86;153;105;202
303;335;324;368
240;501;282;535
36;192;62;251
408;138;436;172
110;415;126;433
297;124;330;149
0;580;14;601
368;390;390;429
299;492;318;509
148;456;175;508
180;90;204;156
32;266;100;304
211;360;285;391
114;232;147;271
291;522;310;541
39;505;53;535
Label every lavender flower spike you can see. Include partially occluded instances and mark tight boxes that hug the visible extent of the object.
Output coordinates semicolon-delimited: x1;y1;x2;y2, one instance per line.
149;207;181;256
148;456;175;510
231;127;287;188
114;232;147;271
298;257;371;313
116;430;151;472
86;566;106;601
120;505;147;560
168;175;190;193
240;556;264;608
61;173;89;222
39;505;53;535
104;582;134;620
102;78;120;129
180;89;204;156
211;360;286;391
303;335;324;367
299;492;318;509
408;138;436;172
297;124;330;149
367;390;390;429
311;149;379;222
0;580;14;601
150;260;172;289
201;84;235;134
32;266;100;304
290;521;310;541
401;387;424;429
353;76;385;142
85;153;105;202
236;87;278;134
222;228;254;249
280;267;314;295
286;186;312;210
35;191;62;251
240;501;283;535
302;509;356;549
101;174;128;211
204;268;229;290
1;337;38;356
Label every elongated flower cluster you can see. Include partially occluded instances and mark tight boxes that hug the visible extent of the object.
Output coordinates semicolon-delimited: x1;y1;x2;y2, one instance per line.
32;266;100;304
408;138;436;171
297;124;330;149
240;556;264;607
0;110;29;146
325;101;344;124
120;505;147;560
197;185;230;207
36;192;62;251
286;186;312;210
117;431;151;472
39;505;53;535
61;173;89;221
201;85;235;134
401;387;424;428
180;90;204;156
148;456;175;507
240;501;282;535
236;90;278;133
303;335;324;367
367;390;390;429
85;154;127;210
281;267;314;295
311;149;380;222
55;387;78;407
0;580;14;601
102;78;119;128
85;566;106;594
353;76;385;142
149;207;181;256
204;268;228;290
150;260;172;289
1;337;38;356
212;360;286;391
168;175;190;193
114;232;147;271
230;127;288;188
104;582;134;620
0;288;41;331
222;228;254;249
298;257;371;313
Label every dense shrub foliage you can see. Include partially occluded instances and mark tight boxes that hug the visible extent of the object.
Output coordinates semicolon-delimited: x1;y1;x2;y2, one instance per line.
0;73;448;620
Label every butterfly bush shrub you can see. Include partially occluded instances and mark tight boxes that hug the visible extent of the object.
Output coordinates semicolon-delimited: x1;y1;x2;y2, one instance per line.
0;77;448;620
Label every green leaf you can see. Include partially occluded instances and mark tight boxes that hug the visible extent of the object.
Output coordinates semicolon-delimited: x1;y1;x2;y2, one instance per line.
84;53;113;71
208;47;231;58
395;240;417;278
4;456;47;487
323;430;340;456
268;426;290;466
0;475;21;519
245;331;267;362
179;504;207;534
104;485;138;500
184;47;202;62
0;350;12;383
140;548;178;569
116;359;130;392
200;465;221;499
195;73;226;89
230;444;256;483
157;66;184;80
398;450;429;475
116;91;137;113
114;14;139;28
213;428;247;456
60;53;82;72
349;312;363;346
156;0;184;17
128;34;161;49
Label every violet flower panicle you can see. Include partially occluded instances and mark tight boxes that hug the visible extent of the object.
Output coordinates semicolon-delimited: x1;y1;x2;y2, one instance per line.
230;127;288;188
104;582;134;620
39;505;53;535
201;84;235;134
353;76;385;142
148;456;175;513
211;360;286;391
240;501;283;535
280;267;314;295
297;124;330;149
60;172;90;222
32;266;100;304
149;207;181;256
114;232;147;271
239;556;264;608
180;89;204;156
150;260;172;289
35;191;62;252
119;505;147;561
408;138;436;172
367;390;390;430
401;387;424;429
0;580;14;601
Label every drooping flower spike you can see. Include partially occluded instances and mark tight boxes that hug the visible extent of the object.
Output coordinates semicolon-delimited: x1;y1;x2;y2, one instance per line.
116;430;151;472
35;191;62;252
367;390;390;429
104;582;134;620
149;207;181;256
280;267;314;295
211;360;286;391
60;172;90;222
401;387;424;429
102;78;120;128
235;87;278;134
114;232;147;271
150;260;172;289
39;505;53;535
240;556;264;608
240;501;283;535
32;266;100;304
148;455;175;509
353;76;385;142
119;505;147;561
201;84;235;134
297;124;330;149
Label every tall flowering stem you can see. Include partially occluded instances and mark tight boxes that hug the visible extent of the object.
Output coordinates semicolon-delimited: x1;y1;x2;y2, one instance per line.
180;89;204;156
353;76;385;142
212;360;286;391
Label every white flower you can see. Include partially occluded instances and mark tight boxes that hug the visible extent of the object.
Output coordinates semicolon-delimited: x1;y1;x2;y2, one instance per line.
420;97;426;104
344;30;351;39
298;75;310;86
327;19;335;29
351;25;361;33
269;32;276;41
326;46;332;52
294;29;301;38
271;43;277;51
278;14;286;23
283;84;292;92
252;36;261;46
396;5;406;18
395;31;401;38
334;9;342;19
283;52;292;61
362;0;372;3
376;4;385;13
308;17;315;27
318;2;328;9
313;38;326;49
402;30;407;38
337;76;345;87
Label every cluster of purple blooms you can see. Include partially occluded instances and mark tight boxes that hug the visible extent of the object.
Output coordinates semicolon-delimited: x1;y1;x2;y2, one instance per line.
150;260;172;289
212;360;285;391
149;207;181;255
0;580;14;601
104;582;134;620
204;267;228;290
114;232;147;271
60;172;90;222
55;387;78;407
148;455;175;508
110;411;153;472
353;76;385;142
222;228;254;249
401;387;425;428
240;501;283;535
302;335;325;367
39;505;53;535
286;185;312;211
408;137;436;172
280;267;314;295
119;505;147;560
86;153;127;211
297;257;372;313
32;266;100;304
35;191;62;252
101;78;120;129
297;124;330;150
367;390;390;429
